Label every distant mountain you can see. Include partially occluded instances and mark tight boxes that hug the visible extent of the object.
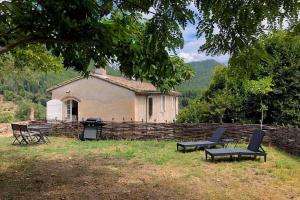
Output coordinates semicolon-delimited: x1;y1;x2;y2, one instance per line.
105;59;221;92
177;59;220;92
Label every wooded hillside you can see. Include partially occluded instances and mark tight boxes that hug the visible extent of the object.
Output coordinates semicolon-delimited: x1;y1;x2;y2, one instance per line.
177;59;220;91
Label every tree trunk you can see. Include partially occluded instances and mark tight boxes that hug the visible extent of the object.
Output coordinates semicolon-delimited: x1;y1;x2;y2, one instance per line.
260;97;263;130
29;107;35;121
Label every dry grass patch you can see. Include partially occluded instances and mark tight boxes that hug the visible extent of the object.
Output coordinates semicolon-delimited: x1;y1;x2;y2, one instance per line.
0;137;299;200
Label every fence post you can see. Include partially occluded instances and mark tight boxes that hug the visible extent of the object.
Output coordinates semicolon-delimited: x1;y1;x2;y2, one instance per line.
131;119;134;136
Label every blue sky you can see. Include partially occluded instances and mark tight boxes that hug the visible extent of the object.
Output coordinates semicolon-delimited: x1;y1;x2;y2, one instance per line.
177;23;229;64
143;4;229;64
176;4;229;64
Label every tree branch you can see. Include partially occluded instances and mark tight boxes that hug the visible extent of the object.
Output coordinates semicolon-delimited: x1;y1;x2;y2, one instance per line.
115;0;159;16
0;35;97;54
0;37;34;54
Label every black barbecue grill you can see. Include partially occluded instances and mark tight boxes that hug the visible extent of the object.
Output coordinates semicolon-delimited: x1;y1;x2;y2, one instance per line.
79;117;105;140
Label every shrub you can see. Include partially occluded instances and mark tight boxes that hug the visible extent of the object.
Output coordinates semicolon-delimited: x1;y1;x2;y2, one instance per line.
3;90;22;101
15;100;46;120
33;103;46;120
15;100;32;120
0;111;14;123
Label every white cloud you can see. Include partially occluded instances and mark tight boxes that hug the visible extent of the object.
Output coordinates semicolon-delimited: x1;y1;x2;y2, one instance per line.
178;51;229;64
178;23;229;64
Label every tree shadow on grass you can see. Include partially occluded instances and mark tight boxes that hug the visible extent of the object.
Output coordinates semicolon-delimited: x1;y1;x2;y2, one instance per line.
0;155;193;200
176;147;207;153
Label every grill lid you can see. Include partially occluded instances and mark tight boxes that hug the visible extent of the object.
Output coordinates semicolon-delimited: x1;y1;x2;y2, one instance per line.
85;117;102;122
82;117;105;126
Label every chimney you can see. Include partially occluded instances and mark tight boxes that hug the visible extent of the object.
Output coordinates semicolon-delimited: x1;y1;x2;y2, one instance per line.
94;68;107;77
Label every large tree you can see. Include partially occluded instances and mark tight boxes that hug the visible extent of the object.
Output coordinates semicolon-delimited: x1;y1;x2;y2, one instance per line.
230;30;300;125
0;0;195;90
196;0;300;55
0;0;299;89
179;31;300;126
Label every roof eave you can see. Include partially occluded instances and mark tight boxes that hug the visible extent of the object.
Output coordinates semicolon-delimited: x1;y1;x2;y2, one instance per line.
46;76;83;93
46;74;181;96
137;91;181;96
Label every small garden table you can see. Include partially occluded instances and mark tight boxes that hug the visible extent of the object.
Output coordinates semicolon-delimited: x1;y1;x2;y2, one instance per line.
28;124;51;143
222;138;239;148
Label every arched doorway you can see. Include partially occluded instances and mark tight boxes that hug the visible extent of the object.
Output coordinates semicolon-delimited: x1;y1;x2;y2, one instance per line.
65;99;78;121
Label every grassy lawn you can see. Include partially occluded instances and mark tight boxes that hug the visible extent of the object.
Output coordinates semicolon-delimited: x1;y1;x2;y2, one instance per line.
0;136;299;200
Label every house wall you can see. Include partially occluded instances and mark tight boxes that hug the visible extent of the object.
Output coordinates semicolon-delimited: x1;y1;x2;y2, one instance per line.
135;95;147;121
135;94;178;123
51;76;136;122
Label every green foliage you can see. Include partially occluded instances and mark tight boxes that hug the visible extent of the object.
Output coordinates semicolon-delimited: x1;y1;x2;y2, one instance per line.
3;91;21;102
14;100;45;121
178;89;200;108
196;0;300;55
15;100;33;121
244;77;273;96
0;46;78;120
0;1;195;90
202;65;228;97
244;77;273;127
0;111;14;123
0;47;75;105
178;87;235;123
178;65;233;123
231;31;300;125
177;59;220;108
177;59;220;91
33;103;46;120
209;91;234;123
13;45;64;72
2;1;297;90
178;31;300;125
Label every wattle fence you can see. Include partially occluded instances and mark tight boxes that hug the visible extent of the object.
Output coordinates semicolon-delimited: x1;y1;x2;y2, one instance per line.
29;121;300;156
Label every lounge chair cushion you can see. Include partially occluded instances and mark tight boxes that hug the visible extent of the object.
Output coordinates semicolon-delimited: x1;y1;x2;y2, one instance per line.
177;141;216;147
206;148;257;156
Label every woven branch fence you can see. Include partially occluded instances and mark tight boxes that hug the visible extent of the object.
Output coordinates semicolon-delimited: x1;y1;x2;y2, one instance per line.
29;121;300;156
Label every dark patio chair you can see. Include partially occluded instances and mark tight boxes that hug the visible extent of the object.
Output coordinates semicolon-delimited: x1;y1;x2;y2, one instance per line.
19;124;46;144
11;124;29;145
205;129;267;162
177;127;226;153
